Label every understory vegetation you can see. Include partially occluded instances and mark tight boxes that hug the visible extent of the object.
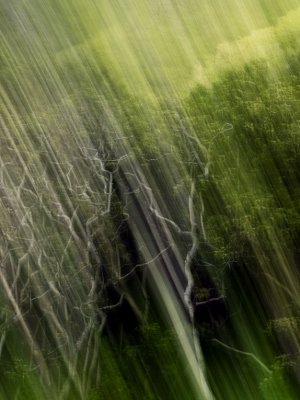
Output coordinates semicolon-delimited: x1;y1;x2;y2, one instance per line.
0;1;300;399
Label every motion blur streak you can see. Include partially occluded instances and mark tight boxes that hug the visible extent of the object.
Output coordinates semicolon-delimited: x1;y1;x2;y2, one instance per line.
0;1;300;399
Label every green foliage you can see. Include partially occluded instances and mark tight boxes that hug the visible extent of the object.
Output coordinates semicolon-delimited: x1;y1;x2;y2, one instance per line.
99;322;199;400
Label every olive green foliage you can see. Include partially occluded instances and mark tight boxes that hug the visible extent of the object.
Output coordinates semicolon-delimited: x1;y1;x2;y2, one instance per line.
1;2;300;399
184;29;300;398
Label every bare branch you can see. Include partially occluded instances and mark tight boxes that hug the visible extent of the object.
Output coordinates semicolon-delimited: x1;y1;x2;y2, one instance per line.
211;338;271;374
118;247;171;281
